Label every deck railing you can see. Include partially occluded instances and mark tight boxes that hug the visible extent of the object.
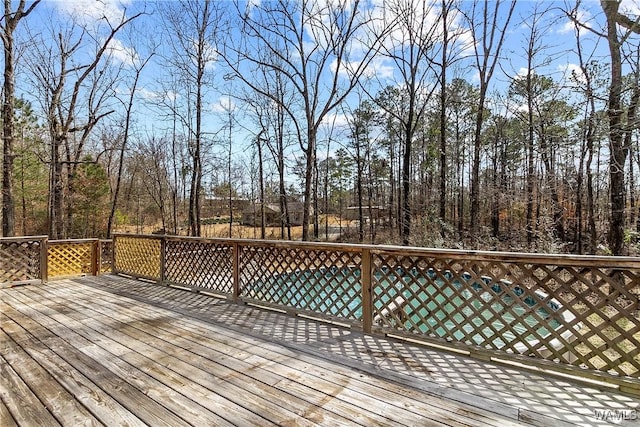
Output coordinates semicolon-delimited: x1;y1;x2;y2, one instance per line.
1;234;638;394
0;236;112;286
111;233;640;395
0;236;47;284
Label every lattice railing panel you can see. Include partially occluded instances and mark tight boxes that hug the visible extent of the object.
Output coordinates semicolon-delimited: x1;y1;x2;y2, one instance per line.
108;235;640;386
100;240;113;273
240;244;362;320
371;252;640;377
506;263;640;377
0;238;43;283
165;239;233;294
48;241;93;277
113;236;161;280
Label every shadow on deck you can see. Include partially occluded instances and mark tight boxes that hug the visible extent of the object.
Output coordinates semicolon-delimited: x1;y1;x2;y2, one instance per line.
1;274;638;426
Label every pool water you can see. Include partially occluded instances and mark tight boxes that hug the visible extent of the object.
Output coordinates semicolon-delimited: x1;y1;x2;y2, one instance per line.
246;266;564;350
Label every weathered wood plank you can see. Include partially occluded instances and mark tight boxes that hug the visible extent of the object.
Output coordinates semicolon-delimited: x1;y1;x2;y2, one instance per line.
1;293;237;427
1;304;147;426
0;353;61;426
7;287;304;427
29;282;411;426
8;276;634;427
69;282;508;419
0;294;196;427
0;323;102;427
42;280;522;427
0;395;18;427
80;276;604;427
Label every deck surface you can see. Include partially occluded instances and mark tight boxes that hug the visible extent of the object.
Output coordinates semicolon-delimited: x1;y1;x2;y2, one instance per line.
1;275;638;427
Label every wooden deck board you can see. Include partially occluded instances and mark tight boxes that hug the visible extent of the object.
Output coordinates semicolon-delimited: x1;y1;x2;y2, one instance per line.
2;275;637;426
35;283;480;427
0;394;18;427
92;281;525;427
0;325;102;427
22;280;477;427
2;291;263;427
0;352;62;427
0;298;195;427
99;275;640;427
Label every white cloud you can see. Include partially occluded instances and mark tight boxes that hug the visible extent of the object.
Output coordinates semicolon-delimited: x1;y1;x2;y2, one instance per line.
106;37;138;67
136;87;158;101
558;63;586;84
330;56;394;80
321;111;350;128
52;0;130;25
620;0;640;15
559;8;592;35
212;95;235;113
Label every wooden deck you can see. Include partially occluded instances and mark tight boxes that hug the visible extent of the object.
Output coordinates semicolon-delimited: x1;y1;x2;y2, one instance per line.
1;276;638;426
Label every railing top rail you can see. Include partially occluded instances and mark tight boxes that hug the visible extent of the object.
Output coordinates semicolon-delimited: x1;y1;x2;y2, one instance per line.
370;245;640;267
113;233;164;240
0;235;48;243
112;233;640;267
49;238;101;244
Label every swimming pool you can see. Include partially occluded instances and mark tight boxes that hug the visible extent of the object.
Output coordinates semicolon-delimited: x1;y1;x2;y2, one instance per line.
244;266;579;354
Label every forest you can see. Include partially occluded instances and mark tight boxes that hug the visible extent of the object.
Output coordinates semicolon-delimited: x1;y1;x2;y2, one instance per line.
1;0;640;255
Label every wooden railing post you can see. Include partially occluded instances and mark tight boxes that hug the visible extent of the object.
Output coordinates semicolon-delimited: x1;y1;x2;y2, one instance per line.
362;248;372;334
232;242;240;303
111;236;117;274
40;237;49;283
159;235;167;284
91;239;99;276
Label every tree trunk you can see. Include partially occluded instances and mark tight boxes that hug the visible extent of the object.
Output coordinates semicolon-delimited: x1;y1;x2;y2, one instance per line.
257;137;265;239
302;128;316;241
1;0;41;236
2;14;15;237
438;0;449;236
401;121;412;246
602;0;627;255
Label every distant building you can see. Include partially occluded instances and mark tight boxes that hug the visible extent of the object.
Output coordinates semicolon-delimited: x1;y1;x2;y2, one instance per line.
241;201;307;226
344;205;384;222
202;196;251;217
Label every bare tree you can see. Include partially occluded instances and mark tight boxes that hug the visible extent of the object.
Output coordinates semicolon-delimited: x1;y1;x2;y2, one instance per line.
371;0;442;245
26;8;143;238
600;1;640;255
106;33;154;238
224;0;388;240
569;0;640;254
436;0;465;237
161;0;221;237
1;0;40;236
465;0;516;236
